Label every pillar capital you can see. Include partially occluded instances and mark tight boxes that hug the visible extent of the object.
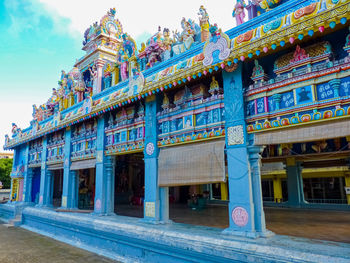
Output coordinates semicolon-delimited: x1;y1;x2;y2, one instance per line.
95;58;106;68
247;145;264;158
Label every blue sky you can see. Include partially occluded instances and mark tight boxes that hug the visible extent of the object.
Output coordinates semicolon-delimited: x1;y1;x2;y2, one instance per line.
0;0;235;151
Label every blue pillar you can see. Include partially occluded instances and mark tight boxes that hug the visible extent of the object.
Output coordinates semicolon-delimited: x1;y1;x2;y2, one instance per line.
247;142;273;237
329;79;341;97
38;137;51;206
286;158;305;207
23;168;33;203
61;127;76;209
222;64;259;237
94;116;108;215
8;149;17;203
22;143;33;203
143;95;169;223
105;155;115;215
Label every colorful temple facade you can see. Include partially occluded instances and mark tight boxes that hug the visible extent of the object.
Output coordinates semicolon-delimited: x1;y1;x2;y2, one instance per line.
2;1;350;262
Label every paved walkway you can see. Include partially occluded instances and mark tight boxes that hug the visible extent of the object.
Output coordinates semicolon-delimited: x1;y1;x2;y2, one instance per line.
0;223;118;263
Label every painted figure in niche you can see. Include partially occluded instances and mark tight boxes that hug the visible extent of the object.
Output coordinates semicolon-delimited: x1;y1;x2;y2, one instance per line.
209;76;220;95
232;0;246;26
138;43;147;71
290;45;309;63
103;63;112;90
298;87;311;102
147;45;163;68
172;18;196;55
252;60;264;77
121;33;136;58
198;5;210;42
117;49;129;81
89;65;98;92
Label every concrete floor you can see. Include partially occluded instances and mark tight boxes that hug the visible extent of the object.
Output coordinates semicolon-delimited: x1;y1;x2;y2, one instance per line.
0;223;119;263
114;204;350;243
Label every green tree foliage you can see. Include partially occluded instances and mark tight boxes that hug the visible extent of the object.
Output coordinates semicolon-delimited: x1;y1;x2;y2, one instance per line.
0;158;13;189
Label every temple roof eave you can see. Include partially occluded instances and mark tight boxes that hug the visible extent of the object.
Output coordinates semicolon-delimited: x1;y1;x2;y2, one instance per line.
5;0;350;150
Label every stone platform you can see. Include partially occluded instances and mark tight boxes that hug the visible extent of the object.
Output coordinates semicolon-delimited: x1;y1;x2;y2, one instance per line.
18;206;350;263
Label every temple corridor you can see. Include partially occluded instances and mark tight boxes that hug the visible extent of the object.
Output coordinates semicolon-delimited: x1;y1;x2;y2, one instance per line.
167;205;350;243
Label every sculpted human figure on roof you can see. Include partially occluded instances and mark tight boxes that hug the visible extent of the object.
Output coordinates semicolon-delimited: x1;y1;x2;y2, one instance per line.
198;5;210;42
232;0;246;26
172;18;198;55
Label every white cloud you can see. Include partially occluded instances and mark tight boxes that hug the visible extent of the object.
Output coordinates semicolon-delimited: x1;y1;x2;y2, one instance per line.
1;0;238;151
38;0;236;44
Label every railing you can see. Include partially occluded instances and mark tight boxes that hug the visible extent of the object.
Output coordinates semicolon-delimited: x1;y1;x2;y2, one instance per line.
305;198;348;204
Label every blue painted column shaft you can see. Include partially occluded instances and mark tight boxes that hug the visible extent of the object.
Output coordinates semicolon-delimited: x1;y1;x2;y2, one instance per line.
105;155;115;215
8;149;17;203
70;170;78;209
22;143;32;202
286;158;305;207
143;95;169;222
94;116;107;214
247;143;271;237
222;64;257;237
61;127;75;209
38;137;50;206
24;168;33;202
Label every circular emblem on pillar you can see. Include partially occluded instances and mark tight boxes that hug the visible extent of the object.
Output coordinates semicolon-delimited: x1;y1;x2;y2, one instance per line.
95;199;101;211
232;206;249;227
146;142;155;155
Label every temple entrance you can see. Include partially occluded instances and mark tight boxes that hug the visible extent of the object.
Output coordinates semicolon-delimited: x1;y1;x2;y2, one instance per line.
114;153;144;218
169;183;229;228
52;170;63;207
78;168;95;210
31;168;41;204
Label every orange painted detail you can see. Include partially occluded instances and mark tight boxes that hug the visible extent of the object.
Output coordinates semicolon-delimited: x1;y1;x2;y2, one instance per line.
236;30;254;45
294;3;317;20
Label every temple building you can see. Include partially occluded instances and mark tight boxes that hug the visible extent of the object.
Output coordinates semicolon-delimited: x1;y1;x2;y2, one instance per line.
1;1;350;262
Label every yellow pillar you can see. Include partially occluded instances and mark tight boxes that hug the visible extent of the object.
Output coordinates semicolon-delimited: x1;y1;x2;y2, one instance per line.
345;173;350;205
220;182;228;201
11;178;19;201
273;176;283;203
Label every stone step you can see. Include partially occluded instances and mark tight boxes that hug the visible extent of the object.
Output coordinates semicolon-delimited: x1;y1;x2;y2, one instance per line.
2;223;14;228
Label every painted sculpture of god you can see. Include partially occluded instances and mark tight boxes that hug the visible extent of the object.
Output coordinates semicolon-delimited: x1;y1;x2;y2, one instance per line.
172;18;200;55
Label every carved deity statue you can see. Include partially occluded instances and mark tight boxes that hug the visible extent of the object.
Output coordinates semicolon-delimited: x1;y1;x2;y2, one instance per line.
11;123;21;138
162;28;173;61
172;18;196;55
252;60;264;78
232;0;246;26
209;76;222;95
198;5;210;42
117;49;129;81
290;45;309;63
162;93;170;110
89;65;98;92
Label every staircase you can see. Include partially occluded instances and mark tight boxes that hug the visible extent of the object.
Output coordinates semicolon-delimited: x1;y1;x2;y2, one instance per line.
2;215;22;228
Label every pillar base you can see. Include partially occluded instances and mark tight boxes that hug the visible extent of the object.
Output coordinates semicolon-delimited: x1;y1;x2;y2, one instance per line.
139;218;173;225
36;204;54;209
56;207;79;212
222;228;259;239
222;228;274;239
